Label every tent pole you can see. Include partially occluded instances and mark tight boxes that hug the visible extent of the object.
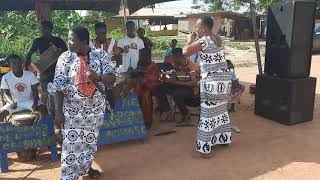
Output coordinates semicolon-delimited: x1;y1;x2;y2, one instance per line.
250;0;263;75
122;0;128;26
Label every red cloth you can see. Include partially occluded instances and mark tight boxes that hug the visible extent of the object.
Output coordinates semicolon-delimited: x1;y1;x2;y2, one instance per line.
134;63;161;125
142;63;161;91
164;56;175;67
75;56;96;98
136;87;153;125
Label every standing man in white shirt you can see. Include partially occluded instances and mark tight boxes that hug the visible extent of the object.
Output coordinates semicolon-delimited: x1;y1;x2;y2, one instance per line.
117;21;145;72
0;55;39;121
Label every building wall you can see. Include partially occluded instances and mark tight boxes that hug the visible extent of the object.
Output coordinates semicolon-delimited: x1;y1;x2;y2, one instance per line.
107;19;125;31
150;24;178;31
178;18;189;36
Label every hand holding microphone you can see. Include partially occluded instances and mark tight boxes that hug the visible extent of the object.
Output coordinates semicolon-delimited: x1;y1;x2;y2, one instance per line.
188;31;197;43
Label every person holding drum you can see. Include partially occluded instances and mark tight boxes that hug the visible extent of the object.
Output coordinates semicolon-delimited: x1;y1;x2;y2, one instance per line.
0;55;40;121
26;21;67;118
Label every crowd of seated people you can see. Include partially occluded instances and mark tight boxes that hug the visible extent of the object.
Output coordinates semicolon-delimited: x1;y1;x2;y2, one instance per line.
0;20;245;131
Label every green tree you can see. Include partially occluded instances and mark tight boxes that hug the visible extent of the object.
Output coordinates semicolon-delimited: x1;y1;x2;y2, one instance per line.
0;10;117;57
194;0;320;17
82;11;115;36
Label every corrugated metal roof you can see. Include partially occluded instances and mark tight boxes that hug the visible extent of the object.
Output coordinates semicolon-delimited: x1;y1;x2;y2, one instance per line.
130;7;204;16
186;11;249;19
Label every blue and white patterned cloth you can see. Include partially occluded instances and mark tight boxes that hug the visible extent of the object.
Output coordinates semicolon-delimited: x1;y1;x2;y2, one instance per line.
48;49;114;180
196;36;232;154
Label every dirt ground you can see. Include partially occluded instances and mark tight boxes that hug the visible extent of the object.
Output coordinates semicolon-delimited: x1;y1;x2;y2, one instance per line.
1;55;320;180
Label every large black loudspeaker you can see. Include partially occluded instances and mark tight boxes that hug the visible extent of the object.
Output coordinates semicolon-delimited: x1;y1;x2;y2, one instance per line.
265;0;316;78
254;75;316;125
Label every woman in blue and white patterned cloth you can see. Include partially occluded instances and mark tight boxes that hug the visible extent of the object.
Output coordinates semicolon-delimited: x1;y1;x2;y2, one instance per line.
48;26;116;179
183;16;232;155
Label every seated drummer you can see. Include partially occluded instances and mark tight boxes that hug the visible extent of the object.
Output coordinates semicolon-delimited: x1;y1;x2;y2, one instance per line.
160;48;200;124
0;55;39;121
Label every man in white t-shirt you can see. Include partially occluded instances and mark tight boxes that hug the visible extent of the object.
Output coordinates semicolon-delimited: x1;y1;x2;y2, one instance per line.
117;21;144;72
0;55;39;121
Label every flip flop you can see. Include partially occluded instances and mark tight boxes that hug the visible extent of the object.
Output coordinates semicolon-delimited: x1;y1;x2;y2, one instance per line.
231;125;241;133
88;167;101;178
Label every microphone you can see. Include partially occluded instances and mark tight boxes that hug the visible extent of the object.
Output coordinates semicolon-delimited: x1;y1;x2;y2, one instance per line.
179;30;191;34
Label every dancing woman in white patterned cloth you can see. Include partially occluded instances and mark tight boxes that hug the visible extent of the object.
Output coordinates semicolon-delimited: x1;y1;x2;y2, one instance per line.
48;26;116;179
183;16;232;156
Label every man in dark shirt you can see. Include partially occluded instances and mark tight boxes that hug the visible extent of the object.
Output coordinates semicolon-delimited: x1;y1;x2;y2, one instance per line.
26;21;67;116
137;28;153;58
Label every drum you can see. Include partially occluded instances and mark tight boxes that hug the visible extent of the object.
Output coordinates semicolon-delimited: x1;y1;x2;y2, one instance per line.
0;66;11;74
12;112;35;126
12;111;37;162
32;45;63;73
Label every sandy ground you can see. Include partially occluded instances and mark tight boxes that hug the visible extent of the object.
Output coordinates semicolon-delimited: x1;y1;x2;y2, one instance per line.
1;55;320;180
224;41;266;68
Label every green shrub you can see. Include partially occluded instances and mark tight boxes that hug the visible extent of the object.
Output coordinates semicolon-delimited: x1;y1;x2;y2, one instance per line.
0;37;40;62
0;38;29;58
228;43;250;50
152;38;170;50
109;27;125;41
152;48;165;61
144;26;157;37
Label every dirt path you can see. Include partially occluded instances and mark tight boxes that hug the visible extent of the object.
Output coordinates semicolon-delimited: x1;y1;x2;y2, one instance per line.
1;56;320;180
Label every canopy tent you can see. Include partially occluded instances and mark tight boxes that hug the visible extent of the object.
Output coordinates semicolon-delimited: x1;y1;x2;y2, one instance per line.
0;0;175;13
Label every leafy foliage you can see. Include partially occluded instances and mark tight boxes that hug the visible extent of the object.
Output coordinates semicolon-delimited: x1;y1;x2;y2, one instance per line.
228;42;250;50
194;0;320;16
0;10;115;58
109;27;126;41
152;38;170;50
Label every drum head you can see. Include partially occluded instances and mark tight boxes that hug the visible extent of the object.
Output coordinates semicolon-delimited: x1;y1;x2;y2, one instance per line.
12;112;35;126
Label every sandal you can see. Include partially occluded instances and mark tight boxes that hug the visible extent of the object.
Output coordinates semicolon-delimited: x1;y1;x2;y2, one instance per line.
88;167;101;178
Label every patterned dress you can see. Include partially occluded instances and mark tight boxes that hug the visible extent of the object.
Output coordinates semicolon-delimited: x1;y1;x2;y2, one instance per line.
196;36;232;154
48;49;114;180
